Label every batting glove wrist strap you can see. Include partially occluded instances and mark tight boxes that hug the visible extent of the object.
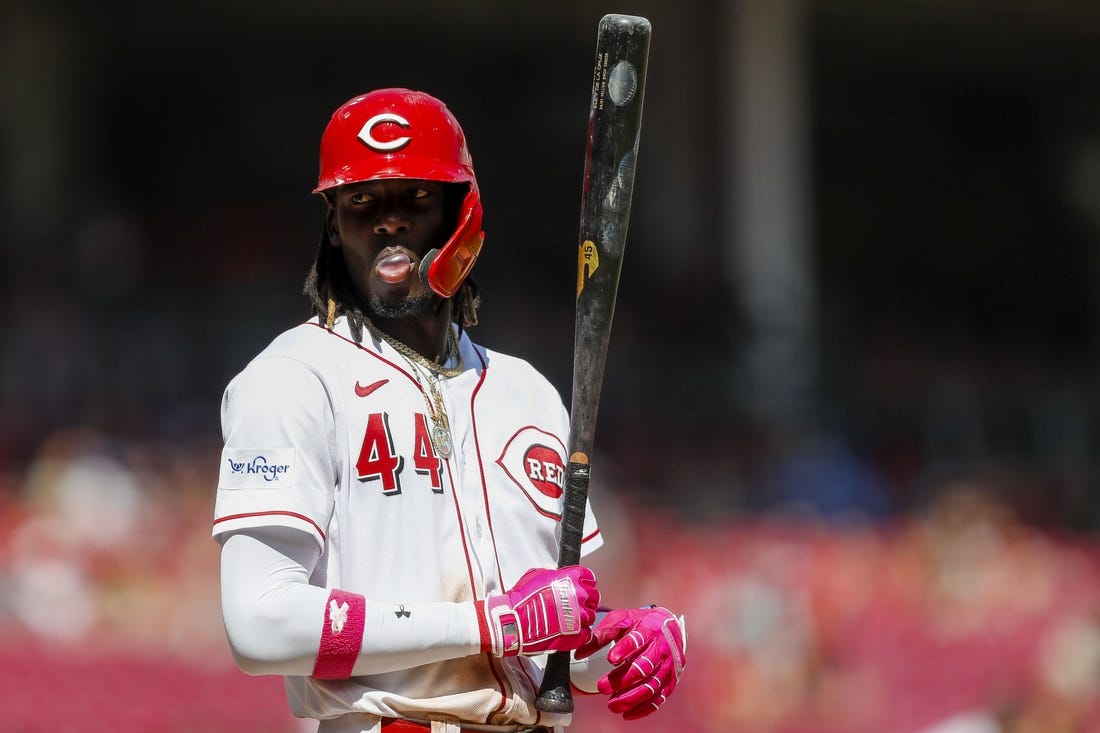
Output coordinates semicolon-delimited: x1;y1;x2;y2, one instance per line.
483;598;522;656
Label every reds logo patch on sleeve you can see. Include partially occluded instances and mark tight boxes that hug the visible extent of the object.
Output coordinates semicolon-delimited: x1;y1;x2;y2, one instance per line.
219;448;297;489
496;427;567;518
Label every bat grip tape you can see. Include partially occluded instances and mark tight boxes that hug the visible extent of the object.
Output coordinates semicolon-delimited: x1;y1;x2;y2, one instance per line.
556;460;590;567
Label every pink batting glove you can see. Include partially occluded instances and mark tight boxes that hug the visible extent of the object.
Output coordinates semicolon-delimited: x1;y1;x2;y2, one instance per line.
575;606;687;720
481;566;599;657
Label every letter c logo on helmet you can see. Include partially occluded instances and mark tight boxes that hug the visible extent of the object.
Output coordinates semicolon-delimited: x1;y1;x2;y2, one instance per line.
314;89;485;298
358;113;412;152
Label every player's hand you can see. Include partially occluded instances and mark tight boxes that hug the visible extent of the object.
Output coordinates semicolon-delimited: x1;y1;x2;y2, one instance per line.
574;606;687;720
482;566;599;657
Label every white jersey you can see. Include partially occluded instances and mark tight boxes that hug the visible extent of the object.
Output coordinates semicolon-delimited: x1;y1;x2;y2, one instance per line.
212;317;602;727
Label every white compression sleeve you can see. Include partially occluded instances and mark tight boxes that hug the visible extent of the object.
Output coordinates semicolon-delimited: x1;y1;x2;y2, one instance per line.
219;526;482;677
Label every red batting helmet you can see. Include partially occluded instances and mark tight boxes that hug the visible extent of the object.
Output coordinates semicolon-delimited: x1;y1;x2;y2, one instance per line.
314;88;484;298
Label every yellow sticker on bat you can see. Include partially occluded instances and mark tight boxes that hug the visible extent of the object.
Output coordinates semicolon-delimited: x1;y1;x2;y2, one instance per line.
577;240;599;298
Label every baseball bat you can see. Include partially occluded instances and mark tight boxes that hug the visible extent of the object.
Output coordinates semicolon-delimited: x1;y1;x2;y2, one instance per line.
534;13;652;715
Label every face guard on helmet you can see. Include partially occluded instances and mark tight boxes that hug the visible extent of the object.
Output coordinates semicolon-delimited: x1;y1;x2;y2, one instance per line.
315;88;484;298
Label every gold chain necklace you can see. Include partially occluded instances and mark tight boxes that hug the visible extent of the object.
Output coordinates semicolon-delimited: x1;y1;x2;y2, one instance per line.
365;321;461;458
364;320;464;379
406;363;453;459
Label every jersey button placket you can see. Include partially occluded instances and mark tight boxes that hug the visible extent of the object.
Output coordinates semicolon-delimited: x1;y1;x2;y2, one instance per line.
444;377;496;567
439;378;488;579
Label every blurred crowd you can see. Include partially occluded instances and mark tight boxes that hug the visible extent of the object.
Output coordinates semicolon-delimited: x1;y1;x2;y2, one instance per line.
2;425;1100;733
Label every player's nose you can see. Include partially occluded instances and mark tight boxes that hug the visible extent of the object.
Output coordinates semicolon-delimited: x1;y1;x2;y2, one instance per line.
373;210;410;236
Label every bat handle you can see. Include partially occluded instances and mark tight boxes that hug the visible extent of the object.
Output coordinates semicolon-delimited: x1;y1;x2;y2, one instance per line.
534;455;591;713
534;651;575;713
556;454;590;567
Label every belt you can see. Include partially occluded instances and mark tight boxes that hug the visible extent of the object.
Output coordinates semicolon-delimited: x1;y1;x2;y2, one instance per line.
380;718;551;733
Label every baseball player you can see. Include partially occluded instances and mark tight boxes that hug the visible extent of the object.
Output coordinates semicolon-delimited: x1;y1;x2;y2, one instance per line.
213;89;686;733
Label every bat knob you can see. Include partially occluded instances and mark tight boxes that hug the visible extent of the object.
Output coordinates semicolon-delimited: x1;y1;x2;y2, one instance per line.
534;650;575;713
534;684;574;714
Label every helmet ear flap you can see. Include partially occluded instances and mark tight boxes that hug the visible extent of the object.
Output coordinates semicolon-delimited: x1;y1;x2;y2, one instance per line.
424;187;484;298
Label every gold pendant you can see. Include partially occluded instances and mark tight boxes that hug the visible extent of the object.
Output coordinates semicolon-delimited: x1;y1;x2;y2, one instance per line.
432;424;453;459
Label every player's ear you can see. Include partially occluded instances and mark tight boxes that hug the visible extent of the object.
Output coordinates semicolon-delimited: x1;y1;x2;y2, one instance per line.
319;191;339;241
324;205;341;247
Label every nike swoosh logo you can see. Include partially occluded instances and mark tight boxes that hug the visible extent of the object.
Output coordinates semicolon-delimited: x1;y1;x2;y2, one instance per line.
355;379;388;397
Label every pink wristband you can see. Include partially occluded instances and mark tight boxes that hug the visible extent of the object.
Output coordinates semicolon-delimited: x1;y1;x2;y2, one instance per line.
312;589;366;679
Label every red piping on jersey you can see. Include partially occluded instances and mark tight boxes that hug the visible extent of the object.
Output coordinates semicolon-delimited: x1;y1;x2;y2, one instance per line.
463;344;515;723
437;342;488;602
515;662;545;726
213;510;326;541
443;449;480;601
308;321;424;392
465;345;507;593
485;656;511;722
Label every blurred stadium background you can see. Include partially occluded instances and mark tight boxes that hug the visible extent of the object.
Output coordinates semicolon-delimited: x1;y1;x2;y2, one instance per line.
4;1;1100;731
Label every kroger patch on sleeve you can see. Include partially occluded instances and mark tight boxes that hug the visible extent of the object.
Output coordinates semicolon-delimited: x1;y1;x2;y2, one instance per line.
220;448;297;489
